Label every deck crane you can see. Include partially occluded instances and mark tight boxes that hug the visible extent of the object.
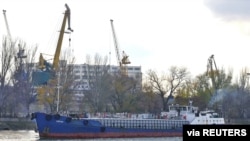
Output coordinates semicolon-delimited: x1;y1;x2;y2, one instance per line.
2;10;12;41
33;3;73;85
110;19;131;76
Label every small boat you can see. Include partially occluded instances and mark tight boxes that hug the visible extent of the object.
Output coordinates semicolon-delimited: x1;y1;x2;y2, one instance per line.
31;103;224;139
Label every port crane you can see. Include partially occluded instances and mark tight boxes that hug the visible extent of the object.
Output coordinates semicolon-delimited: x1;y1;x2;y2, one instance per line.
206;54;219;93
110;19;131;76
3;10;27;70
2;9;12;41
33;3;73;85
206;54;224;111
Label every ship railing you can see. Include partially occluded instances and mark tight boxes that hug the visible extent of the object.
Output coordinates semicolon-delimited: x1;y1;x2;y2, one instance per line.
97;118;188;130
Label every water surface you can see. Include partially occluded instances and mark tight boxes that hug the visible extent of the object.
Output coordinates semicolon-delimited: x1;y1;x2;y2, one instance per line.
0;130;182;141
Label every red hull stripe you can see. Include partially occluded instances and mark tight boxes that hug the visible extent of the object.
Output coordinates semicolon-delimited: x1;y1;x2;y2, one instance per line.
40;132;182;139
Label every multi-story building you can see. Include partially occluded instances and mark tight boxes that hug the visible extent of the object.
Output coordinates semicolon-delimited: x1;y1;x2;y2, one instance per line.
67;64;142;112
31;62;142;113
71;64;142;92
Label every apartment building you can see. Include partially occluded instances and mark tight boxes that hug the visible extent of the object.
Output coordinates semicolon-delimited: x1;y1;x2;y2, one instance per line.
30;62;142;113
71;64;142;92
67;64;142;110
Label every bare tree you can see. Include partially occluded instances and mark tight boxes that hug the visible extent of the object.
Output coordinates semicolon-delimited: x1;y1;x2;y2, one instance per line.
146;66;190;111
11;40;38;117
108;74;137;112
58;49;75;113
145;69;166;110
188;74;211;110
223;68;250;118
83;53;110;113
0;36;16;117
81;53;138;113
37;49;75;113
140;82;162;113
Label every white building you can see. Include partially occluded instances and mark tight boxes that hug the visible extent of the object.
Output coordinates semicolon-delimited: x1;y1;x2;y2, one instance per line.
31;62;142;113
71;64;142;92
68;64;142;112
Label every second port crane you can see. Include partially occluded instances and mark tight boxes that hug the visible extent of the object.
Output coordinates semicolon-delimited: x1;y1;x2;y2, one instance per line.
110;19;131;76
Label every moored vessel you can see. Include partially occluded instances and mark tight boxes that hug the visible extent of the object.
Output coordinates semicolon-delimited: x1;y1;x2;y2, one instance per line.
31;102;224;139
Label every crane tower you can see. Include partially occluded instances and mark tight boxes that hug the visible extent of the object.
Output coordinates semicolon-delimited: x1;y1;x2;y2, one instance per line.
33;3;73;85
207;54;219;93
110;19;131;76
3;10;12;41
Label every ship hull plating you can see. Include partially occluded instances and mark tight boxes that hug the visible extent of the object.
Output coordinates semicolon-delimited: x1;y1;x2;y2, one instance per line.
32;112;185;139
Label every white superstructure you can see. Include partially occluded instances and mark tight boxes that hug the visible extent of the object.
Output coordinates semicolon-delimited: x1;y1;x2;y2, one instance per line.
161;102;225;125
190;110;225;124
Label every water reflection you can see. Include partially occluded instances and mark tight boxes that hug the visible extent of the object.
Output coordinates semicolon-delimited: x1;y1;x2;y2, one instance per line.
0;130;39;141
0;130;182;141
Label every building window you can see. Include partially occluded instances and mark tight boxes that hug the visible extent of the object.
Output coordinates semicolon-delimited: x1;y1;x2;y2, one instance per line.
74;70;80;73
74;75;80;79
134;67;141;71
128;67;133;70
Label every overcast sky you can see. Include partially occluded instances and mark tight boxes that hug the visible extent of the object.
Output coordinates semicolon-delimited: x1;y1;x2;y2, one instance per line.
1;0;250;79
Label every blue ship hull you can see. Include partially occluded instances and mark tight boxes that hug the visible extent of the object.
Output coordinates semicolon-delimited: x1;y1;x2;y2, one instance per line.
31;112;186;139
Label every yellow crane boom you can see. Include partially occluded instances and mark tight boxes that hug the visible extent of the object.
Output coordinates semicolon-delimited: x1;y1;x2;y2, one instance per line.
52;3;73;70
33;3;73;85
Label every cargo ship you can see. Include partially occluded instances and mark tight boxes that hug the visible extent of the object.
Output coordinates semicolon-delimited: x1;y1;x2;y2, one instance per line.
31;103;225;139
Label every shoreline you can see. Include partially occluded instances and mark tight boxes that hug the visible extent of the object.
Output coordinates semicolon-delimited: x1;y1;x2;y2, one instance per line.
0;118;36;131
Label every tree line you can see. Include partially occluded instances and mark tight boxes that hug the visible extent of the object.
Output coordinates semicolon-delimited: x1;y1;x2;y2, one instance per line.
0;36;250;119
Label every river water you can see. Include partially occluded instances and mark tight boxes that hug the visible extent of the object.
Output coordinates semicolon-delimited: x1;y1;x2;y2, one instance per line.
0;130;182;141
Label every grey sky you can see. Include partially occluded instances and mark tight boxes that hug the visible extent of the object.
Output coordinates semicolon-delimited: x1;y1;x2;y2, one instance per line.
1;0;250;79
204;0;250;21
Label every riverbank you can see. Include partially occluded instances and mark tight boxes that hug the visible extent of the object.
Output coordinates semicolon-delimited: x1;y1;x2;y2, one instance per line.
226;118;250;124
0;118;36;130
